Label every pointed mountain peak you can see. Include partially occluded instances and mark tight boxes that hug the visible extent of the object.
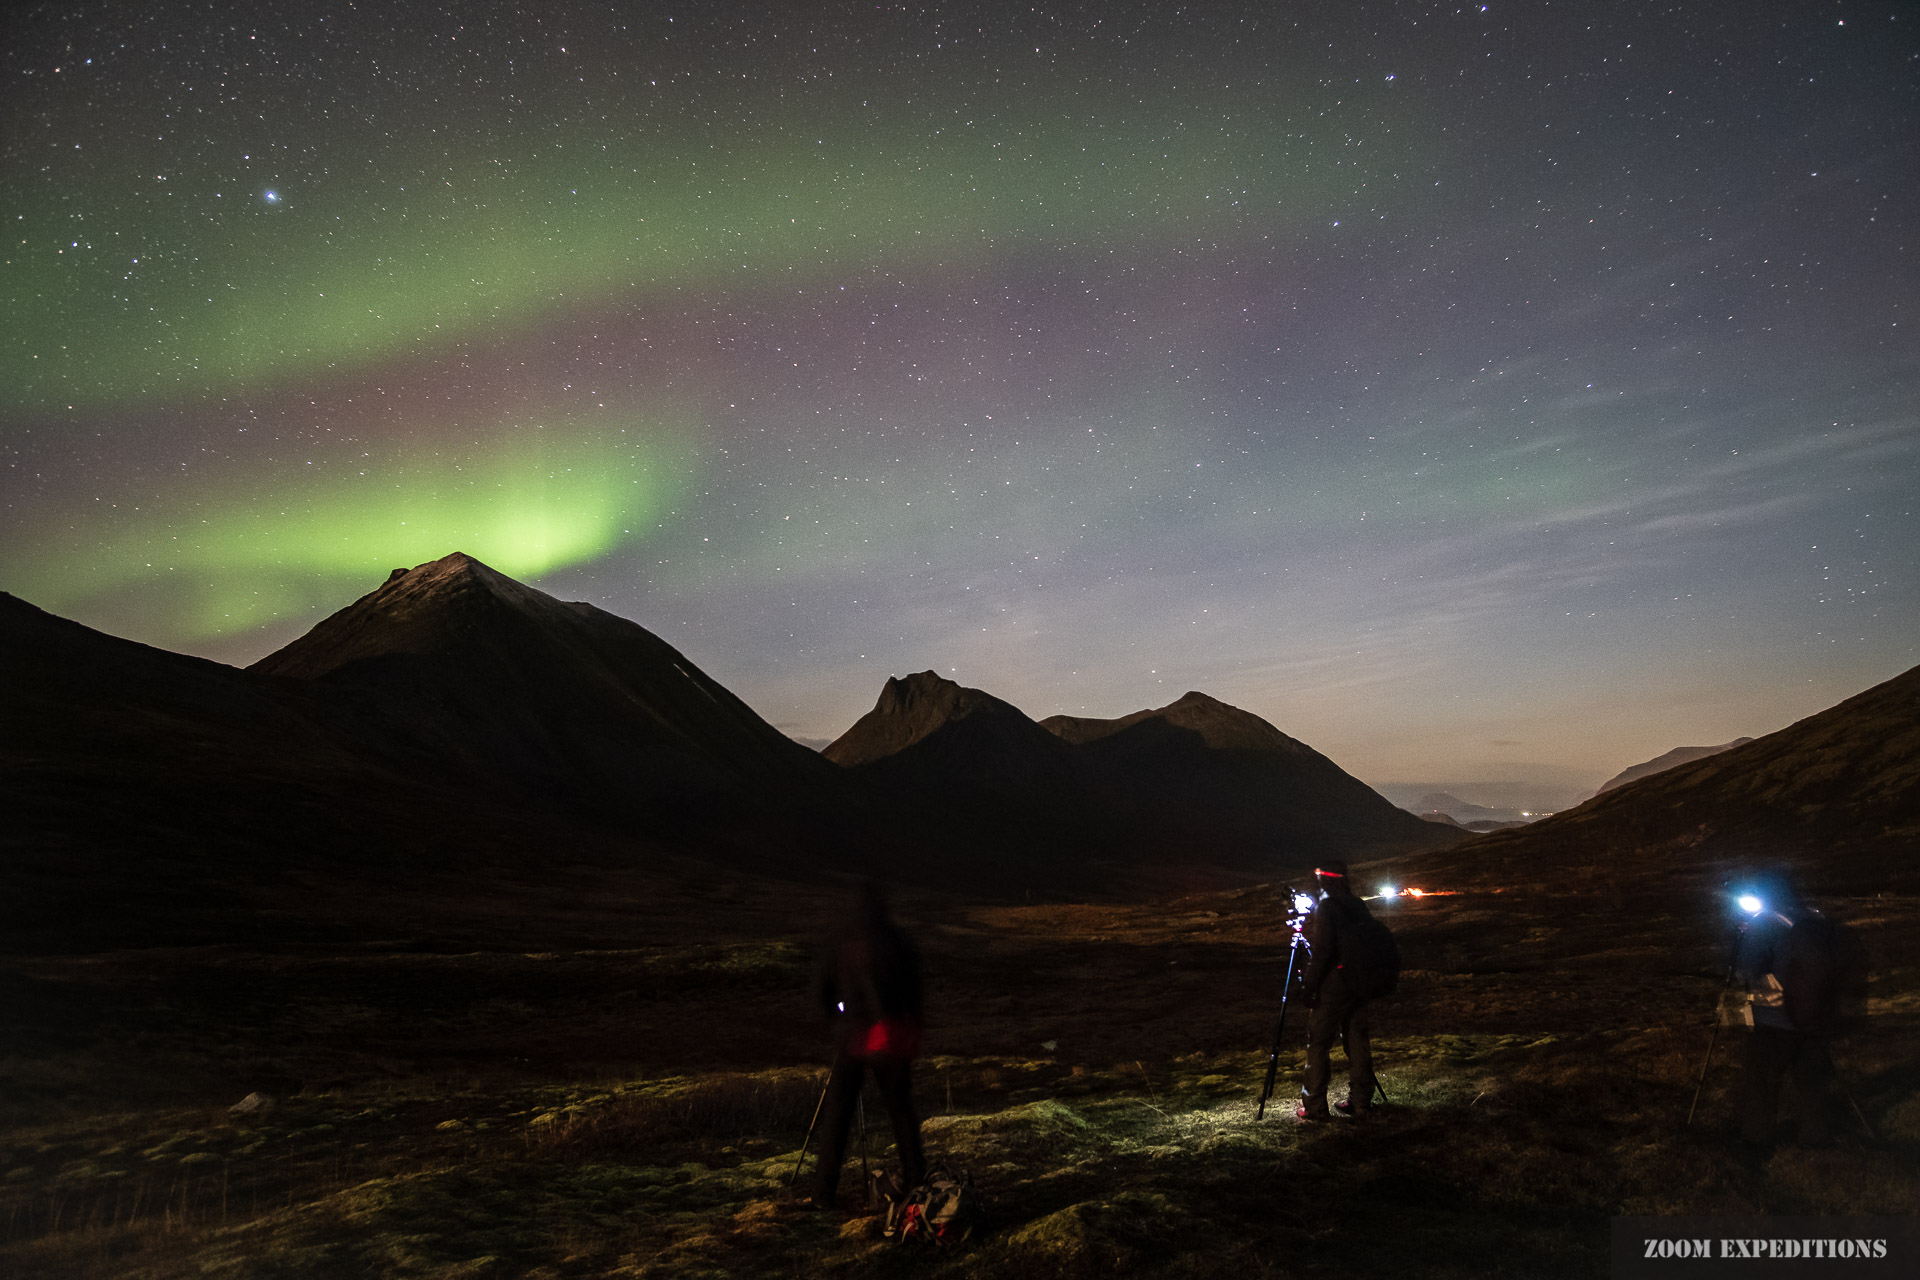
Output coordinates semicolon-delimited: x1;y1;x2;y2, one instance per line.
873;670;973;717
373;551;551;610
397;550;492;581
247;554;833;811
367;550;488;584
824;670;1049;767
1150;692;1315;754
252;553;585;680
1163;690;1241;718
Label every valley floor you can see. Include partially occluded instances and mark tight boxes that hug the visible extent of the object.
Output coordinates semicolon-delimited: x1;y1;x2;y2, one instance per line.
4;872;1917;1278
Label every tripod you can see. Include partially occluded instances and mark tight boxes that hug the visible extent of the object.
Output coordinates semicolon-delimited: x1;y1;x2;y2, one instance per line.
1685;919;1748;1127
1256;924;1308;1119
788;1052;872;1193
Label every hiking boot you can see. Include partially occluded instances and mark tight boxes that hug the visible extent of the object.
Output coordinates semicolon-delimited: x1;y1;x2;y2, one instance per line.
1295;1105;1328;1121
1335;1099;1369;1117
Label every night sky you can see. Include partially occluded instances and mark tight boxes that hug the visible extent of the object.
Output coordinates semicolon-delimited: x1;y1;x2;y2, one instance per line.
4;2;1915;801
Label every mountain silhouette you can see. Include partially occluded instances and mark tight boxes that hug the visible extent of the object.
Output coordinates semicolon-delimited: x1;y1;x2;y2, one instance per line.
1391;664;1920;893
1595;738;1755;794
251;553;841;821
0;586;559;947
822;678;1461;875
1401;791;1533;825
822;671;1086;850
1041;691;1463;864
1;555;860;945
825;671;1072;779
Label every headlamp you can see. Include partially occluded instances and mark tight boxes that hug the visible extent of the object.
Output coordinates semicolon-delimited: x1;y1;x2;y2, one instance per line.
1379;885;1396;899
1736;894;1764;916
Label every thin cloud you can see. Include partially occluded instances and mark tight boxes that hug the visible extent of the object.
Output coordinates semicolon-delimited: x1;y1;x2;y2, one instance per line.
1630;493;1814;536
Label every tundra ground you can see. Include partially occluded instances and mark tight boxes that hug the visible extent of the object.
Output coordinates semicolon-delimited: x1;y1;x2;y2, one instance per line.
4;868;1916;1278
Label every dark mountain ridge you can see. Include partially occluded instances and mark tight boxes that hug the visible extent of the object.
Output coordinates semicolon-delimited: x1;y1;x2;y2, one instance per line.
17;549;1909;946
1595;737;1755;794
820;672;1091;861
1388;663;1920;895
1043;691;1324;757
824;670;1075;784
0;555;859;947
1042;691;1463;861
824;676;1463;874
1;585;563;949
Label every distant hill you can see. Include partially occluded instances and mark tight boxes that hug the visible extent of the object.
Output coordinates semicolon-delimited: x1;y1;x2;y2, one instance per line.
1040;692;1460;860
1405;791;1534;824
1388;664;1920;895
1595;738;1755;794
1413;791;1497;820
1374;779;1585;815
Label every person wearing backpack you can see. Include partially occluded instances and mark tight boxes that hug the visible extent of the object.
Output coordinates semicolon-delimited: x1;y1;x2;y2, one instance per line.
1732;872;1866;1147
1296;860;1397;1120
807;879;929;1210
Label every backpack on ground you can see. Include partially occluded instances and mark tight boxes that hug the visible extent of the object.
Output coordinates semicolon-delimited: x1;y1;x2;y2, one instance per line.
1779;910;1869;1035
1332;897;1401;999
886;1167;982;1246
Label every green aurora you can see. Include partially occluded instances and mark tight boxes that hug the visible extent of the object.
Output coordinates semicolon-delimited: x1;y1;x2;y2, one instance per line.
5;84;1413;412
2;73;1423;642
4;409;695;640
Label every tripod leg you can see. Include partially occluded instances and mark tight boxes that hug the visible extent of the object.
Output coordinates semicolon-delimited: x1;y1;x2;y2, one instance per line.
1256;991;1291;1121
789;1053;840;1187
1685;1024;1722;1128
1256;937;1303;1120
1840;1085;1877;1143
1689;923;1747;1129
